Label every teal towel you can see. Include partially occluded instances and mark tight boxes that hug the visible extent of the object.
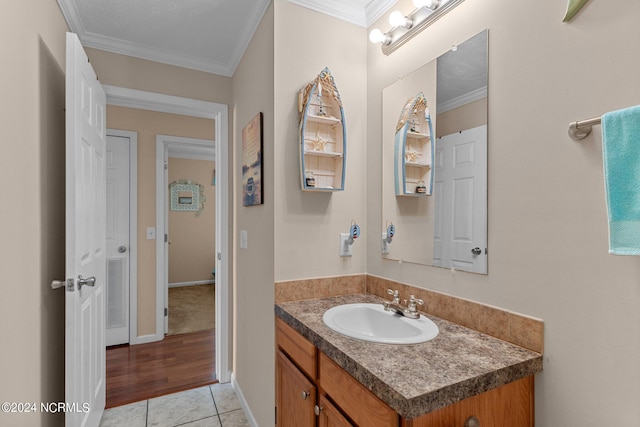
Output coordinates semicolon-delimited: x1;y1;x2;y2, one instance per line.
602;105;640;255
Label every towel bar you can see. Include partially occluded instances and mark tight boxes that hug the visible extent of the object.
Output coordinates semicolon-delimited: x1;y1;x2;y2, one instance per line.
568;116;601;140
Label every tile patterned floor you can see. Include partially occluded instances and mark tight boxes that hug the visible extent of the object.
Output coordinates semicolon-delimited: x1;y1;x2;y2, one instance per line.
99;383;250;427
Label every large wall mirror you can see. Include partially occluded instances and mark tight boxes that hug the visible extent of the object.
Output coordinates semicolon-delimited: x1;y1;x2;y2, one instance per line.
381;29;488;274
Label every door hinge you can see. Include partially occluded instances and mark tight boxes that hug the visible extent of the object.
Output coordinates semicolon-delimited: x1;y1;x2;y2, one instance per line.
217;252;222;260
164;308;168;317
164;162;168;170
165;234;168;243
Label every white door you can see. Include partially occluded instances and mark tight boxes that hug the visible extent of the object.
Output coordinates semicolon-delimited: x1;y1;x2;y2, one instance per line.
106;135;130;346
433;125;487;273
65;32;106;427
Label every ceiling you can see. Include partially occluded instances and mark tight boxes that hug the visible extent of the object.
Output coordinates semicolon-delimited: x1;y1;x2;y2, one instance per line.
56;0;398;77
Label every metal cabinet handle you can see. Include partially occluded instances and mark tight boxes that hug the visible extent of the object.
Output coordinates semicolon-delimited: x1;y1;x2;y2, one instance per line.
118;245;127;253
314;405;323;416
471;247;482;255
301;391;310;400
465;415;480;427
78;275;96;290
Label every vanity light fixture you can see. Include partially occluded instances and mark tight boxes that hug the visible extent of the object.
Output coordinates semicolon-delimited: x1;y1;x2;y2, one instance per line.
389;11;413;29
369;28;391;45
370;0;467;55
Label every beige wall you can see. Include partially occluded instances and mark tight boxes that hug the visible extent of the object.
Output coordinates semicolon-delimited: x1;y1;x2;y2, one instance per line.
6;1;640;426
107;106;214;335
274;1;368;281
168;158;216;284
85;47;232;104
367;0;640;425
0;2;68;426
231;3;275;426
436;97;487;138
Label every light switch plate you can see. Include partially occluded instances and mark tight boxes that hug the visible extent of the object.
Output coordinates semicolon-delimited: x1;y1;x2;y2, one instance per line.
146;227;156;240
240;230;248;249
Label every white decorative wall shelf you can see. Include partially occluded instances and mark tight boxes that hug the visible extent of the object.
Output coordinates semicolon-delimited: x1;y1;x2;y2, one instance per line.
394;92;434;197
298;67;346;192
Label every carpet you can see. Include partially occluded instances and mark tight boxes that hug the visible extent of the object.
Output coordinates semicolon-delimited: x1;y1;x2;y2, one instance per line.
168;284;215;336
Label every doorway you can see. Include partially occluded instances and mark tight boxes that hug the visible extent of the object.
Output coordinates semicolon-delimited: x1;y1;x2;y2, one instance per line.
104;84;231;383
160;135;216;336
105;130;138;347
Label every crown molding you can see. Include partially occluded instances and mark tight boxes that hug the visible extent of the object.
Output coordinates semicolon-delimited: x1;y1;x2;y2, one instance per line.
56;0;269;77
288;0;396;27
437;86;487;114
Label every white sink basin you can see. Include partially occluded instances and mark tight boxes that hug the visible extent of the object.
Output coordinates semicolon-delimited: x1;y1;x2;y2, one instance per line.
322;303;439;344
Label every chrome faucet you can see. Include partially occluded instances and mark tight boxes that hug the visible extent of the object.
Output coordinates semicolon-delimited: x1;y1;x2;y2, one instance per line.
383;289;424;319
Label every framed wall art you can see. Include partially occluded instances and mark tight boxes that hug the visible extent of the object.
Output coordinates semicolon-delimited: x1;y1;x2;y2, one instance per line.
242;112;264;206
170;180;206;215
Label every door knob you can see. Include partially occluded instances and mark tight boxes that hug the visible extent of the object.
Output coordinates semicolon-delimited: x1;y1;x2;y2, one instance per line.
471;247;482;255
78;275;96;290
118;245;127;253
51;279;68;290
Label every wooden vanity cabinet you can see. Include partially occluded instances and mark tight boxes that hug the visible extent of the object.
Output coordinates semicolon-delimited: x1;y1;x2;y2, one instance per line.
276;317;534;427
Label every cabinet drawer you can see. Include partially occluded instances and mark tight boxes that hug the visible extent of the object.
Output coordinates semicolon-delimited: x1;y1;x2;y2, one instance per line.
402;375;534;427
276;318;317;380
318;352;398;427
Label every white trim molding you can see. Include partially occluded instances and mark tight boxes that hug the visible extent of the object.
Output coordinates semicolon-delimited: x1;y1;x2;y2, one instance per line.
231;374;259;427
437;86;488;114
288;0;397;27
168;280;215;289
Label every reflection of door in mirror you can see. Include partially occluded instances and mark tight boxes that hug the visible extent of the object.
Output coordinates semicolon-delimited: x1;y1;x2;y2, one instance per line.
381;29;488;274
433;125;487;273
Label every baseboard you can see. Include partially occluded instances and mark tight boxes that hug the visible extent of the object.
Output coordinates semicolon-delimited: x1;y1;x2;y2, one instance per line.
129;333;163;345
231;373;259;427
168;279;215;288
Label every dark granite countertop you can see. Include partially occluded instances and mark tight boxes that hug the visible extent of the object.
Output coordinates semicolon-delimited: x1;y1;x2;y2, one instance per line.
275;293;543;419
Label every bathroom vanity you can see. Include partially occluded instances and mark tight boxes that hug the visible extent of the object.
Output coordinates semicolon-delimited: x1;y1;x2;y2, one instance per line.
275;294;542;426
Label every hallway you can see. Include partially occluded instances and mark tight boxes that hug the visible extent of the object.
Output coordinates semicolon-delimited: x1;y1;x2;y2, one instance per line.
106;330;217;408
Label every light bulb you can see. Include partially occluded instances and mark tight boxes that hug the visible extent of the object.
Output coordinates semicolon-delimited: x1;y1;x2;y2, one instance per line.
369;28;390;45
413;0;440;10
389;11;412;29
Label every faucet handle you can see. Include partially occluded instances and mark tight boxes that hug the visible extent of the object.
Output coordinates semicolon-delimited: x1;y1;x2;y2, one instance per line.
408;295;424;311
387;289;400;303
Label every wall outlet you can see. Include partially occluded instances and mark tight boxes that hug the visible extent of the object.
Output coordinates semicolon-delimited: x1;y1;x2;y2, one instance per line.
339;233;352;257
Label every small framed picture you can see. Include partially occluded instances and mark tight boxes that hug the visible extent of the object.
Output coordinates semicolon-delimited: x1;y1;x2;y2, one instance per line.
170;183;200;211
242;112;264;206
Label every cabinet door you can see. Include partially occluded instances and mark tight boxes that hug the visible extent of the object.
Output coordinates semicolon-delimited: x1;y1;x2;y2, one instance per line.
317;395;354;427
277;350;316;427
318;352;398;427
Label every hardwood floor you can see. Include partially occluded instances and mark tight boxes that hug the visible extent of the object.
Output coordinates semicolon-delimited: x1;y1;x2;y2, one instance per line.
106;329;217;408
